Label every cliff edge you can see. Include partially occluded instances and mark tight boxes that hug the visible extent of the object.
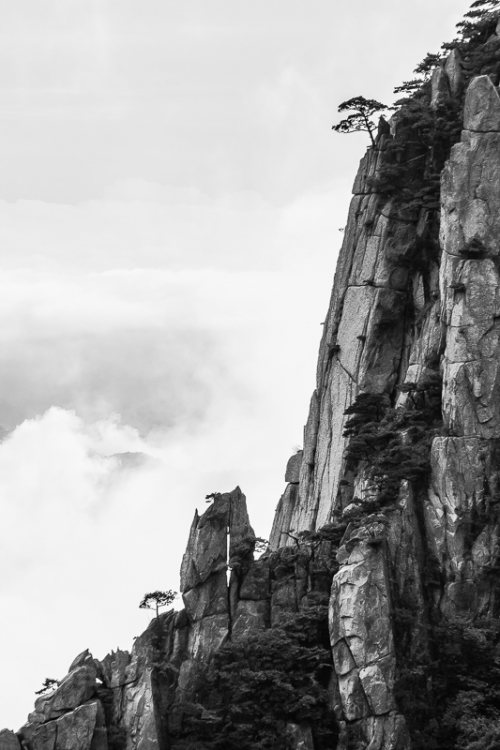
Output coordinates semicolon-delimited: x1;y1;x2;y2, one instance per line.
4;7;500;750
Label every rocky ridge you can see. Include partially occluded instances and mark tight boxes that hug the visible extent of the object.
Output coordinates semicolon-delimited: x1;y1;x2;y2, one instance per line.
3;15;500;750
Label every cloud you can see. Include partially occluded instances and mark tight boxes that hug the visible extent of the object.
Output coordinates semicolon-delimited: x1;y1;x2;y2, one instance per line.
0;392;309;728
0;187;325;271
0;407;168;586
0;407;181;726
0;181;344;439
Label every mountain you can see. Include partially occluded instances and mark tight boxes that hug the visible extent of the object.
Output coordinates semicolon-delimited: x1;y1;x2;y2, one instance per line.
4;6;500;750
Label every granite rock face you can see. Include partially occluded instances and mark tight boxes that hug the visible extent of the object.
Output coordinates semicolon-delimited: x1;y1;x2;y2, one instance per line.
32;666;97;723
18;660;106;750
0;731;21;750
31;702;107;750
270;68;500;747
441;76;500;439
285;450;303;483
6;48;500;750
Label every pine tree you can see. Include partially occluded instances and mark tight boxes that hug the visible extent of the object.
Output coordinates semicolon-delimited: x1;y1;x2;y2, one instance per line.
332;96;388;147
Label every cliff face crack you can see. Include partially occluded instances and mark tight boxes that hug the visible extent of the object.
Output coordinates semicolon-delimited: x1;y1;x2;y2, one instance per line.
336;356;357;383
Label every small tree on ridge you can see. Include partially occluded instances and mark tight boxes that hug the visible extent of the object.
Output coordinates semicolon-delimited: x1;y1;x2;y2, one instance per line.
332;96;388;147
35;678;60;695
139;590;177;620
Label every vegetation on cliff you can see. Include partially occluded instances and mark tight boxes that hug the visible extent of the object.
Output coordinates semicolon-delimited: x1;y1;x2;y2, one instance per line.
172;564;337;750
328;3;500;748
162;4;500;746
332;96;388;146
9;4;500;750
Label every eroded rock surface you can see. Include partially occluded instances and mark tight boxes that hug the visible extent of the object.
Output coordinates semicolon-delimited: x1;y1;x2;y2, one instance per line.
268;70;500;749
18;659;106;750
0;731;21;750
7;58;500;750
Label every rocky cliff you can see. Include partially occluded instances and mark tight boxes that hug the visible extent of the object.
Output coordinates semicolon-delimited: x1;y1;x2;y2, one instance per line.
4;7;500;750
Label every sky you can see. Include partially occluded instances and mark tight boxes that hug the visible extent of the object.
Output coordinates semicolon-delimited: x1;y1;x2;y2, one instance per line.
0;0;471;730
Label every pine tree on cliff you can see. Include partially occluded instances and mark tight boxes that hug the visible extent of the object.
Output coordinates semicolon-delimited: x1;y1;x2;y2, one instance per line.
464;0;500;17
331;96;388;146
139;590;177;619
34;678;60;695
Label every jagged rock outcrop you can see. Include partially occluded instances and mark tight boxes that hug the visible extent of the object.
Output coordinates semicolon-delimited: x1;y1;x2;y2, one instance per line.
179;487;255;677
268;43;500;750
12;486;337;749
6;15;500;750
18;658;107;750
270;127;422;543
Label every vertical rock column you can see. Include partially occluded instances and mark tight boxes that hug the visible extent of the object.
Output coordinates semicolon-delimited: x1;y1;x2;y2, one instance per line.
97;487;257;748
329;514;411;750
274;131;419;541
98;615;178;750
176;488;254;700
428;75;500;617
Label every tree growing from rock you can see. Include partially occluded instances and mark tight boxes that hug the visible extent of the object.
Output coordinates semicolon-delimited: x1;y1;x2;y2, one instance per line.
332;96;388;146
413;52;443;77
254;536;269;556
139;590;177;619
455;0;500;41
205;491;221;503
35;678;60;695
465;0;500;17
